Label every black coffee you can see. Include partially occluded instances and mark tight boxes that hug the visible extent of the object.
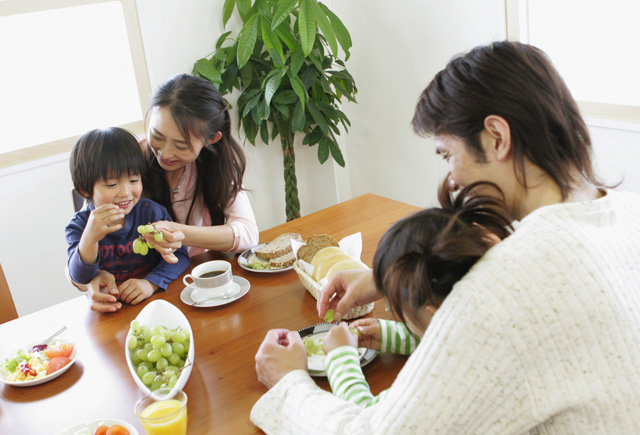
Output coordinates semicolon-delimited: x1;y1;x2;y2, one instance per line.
200;271;225;278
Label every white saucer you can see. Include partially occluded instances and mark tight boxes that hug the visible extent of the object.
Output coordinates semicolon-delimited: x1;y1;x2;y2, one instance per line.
180;276;250;307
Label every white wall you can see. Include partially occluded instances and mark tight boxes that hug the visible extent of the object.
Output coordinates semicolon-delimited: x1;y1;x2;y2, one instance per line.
1;0;638;317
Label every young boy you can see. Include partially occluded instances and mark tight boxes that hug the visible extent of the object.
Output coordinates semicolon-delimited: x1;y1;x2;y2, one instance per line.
65;127;189;310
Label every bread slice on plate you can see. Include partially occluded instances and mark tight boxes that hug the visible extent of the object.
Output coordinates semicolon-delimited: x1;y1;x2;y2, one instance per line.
255;233;303;260
270;251;296;269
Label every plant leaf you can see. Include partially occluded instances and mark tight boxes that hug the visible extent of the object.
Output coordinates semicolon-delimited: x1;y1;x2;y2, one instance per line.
272;0;298;30
309;0;337;57
258;98;271;120
328;77;356;102
193;59;222;85
242;115;258;144
326;136;345;167
275;23;300;51
274;102;290;119
317;137;329;163
288;72;307;112
242;94;261;117
319;2;351;59
237;14;259;68
307;100;328;134
274;90;298;104
298;0;317;57
265;69;286;106
290;49;305;76
292;100;305;132
216;31;233;49
237;0;251;19
223;0;236;27
260;121;270;144
260;15;284;67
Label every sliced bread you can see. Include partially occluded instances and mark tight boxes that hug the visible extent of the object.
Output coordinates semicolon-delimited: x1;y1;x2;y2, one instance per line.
255;233;303;260
297;234;339;264
270;251;296;269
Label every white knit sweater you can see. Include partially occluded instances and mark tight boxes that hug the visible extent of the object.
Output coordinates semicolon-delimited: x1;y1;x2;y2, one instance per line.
251;190;640;434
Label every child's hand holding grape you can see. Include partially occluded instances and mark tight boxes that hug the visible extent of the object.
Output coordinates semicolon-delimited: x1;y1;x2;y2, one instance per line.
349;318;382;351
322;323;358;354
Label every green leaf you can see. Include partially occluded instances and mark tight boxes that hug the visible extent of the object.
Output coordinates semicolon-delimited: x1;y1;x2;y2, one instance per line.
222;0;236;27
258;98;271;120
237;14;259;68
292;101;305;132
290;49;305;76
242;115;258;144
260;15;284;67
307;100;328;134
242;94;261;117
319;2;351;59
275;23;300;51
302;127;322;144
216;31;233;49
274;90;298;104
328;77;356;102
194;59;223;85
288;72;307;112
317;137;329;163
271;121;280;140
237;0;251;19
265;69;286;105
301;67;316;89
272;0;298;30
326;136;345;166
298;0;317;57
309;0;337;57
274;102;290;119
260;121;270;144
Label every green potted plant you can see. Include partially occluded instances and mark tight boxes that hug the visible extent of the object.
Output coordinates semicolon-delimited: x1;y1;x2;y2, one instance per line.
193;0;357;221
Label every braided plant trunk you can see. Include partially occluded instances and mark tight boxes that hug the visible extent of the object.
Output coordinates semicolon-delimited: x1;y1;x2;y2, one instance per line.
277;120;301;221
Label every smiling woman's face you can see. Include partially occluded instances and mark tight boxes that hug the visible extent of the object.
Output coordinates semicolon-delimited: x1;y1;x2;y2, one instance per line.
146;106;204;174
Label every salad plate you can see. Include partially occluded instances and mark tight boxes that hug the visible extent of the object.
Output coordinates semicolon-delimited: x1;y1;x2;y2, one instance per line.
238;243;295;273
125;300;194;395
298;322;376;377
0;338;78;387
55;419;138;435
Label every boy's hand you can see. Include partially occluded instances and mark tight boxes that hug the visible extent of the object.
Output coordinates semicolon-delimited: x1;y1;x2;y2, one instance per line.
85;270;122;313
322;322;358;354
350;318;382;351
119;279;158;305
85;204;124;243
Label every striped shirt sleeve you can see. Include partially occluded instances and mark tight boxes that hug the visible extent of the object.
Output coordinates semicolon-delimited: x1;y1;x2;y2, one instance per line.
379;319;420;355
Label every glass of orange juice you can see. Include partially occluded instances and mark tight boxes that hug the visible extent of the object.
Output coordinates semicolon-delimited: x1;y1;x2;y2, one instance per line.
135;388;188;435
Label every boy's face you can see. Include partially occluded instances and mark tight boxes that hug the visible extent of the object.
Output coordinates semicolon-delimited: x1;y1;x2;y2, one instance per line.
92;173;142;215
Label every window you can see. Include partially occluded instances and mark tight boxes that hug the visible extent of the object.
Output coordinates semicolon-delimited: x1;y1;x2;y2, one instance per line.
506;0;640;124
0;0;150;169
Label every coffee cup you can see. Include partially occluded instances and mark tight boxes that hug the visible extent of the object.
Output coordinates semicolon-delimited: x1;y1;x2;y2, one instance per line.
183;260;233;298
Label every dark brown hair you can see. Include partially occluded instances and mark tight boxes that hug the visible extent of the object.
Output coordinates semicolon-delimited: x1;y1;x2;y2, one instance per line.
142;74;246;225
70;127;143;203
373;180;513;327
413;41;601;198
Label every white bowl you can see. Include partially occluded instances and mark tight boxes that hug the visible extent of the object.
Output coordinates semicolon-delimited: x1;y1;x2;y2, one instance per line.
125;300;194;394
55;419;138;435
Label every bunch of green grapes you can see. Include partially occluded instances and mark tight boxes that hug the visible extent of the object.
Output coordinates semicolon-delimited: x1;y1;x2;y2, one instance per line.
127;320;190;391
132;224;163;256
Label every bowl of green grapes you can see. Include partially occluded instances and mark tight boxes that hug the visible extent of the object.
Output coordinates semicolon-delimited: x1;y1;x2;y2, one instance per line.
125;300;194;394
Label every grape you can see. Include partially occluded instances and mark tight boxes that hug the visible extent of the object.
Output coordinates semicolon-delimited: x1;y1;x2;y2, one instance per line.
168;375;178;388
171;330;187;343
137;365;150;378
142;371;156;386
147;350;161;363
160;343;172;358
137;225;146;233
151;326;164;336
131;320;140;332
144;343;153;352
127;336;138;351
154;231;163;242
132;238;142;254
131;352;142;366
139;242;149;256
168;353;181;366
144;225;154;233
171;342;185;357
136;349;149;362
162;329;172;341
156;357;169;370
150;335;166;349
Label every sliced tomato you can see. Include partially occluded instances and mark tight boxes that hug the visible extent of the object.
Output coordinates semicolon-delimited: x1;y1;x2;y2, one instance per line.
94;426;109;435
45;343;75;359
46;356;72;375
106;425;130;435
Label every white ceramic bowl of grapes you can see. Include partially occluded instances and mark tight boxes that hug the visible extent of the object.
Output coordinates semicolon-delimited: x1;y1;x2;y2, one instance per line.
125;300;194;394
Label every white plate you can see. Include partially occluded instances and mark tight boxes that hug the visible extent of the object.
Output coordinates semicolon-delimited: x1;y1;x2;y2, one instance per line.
180;276;250;307
125;300;194;395
55;419;138;435
298;323;376;377
0;338;78;387
238;243;294;273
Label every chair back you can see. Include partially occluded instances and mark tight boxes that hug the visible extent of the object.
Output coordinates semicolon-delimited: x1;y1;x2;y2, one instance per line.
0;264;18;323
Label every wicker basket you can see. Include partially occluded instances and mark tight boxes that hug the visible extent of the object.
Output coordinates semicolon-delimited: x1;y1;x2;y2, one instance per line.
293;261;374;320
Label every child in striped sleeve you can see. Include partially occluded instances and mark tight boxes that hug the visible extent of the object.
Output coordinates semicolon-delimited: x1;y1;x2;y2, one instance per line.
322;180;513;408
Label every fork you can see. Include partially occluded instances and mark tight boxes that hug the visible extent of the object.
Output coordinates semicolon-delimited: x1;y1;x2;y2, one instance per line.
192;291;240;306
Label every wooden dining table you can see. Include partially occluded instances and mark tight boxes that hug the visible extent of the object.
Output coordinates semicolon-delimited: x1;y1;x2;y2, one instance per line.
0;193;421;434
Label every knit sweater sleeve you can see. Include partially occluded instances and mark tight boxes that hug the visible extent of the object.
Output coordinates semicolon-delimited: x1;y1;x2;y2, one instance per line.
251;286;533;434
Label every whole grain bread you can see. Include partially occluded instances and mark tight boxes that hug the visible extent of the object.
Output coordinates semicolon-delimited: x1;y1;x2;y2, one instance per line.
269;251;296;269
255;233;303;260
297;234;339;264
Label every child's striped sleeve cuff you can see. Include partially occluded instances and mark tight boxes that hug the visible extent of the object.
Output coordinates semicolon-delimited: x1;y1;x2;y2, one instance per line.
379;319;421;355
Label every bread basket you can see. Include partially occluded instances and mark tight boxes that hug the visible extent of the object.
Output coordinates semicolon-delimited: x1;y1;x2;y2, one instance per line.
293;261;374;320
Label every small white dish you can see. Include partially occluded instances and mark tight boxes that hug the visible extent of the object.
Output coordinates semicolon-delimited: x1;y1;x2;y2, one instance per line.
0;338;78;387
238;243;295;273
55;418;138;435
181;276;250;307
125;300;194;395
298;322;376;377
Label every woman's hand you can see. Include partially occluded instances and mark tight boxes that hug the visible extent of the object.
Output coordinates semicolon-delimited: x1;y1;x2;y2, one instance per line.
317;269;381;323
143;220;185;263
350;318;382;351
255;329;308;389
322;322;358;354
85;270;122;313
